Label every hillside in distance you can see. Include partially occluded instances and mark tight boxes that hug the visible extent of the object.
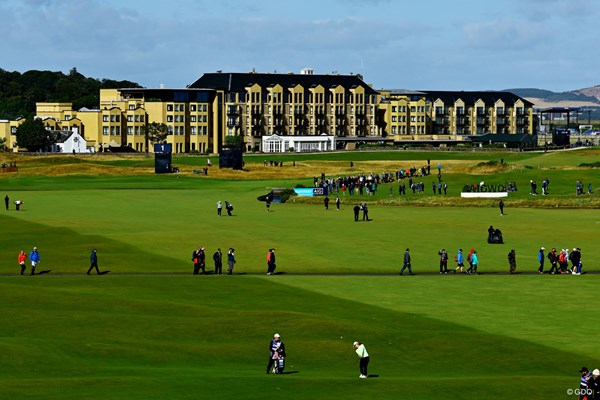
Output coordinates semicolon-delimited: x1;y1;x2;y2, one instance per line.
0;67;141;120
505;87;600;109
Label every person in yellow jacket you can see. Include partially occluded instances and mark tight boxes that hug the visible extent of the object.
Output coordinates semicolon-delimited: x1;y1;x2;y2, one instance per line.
353;341;370;378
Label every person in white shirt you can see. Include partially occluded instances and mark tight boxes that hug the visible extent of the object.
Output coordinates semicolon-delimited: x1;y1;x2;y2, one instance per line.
353;341;370;378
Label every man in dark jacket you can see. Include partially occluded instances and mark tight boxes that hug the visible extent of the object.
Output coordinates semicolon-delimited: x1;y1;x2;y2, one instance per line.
438;249;449;274
547;248;559;274
87;248;101;275
213;248;223;275
570;248;582;274
400;249;413;275
267;248;276;275
353;205;360;221
508;249;517;274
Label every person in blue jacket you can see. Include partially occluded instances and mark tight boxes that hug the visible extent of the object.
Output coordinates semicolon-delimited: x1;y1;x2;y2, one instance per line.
29;247;40;276
470;251;479;275
537;247;545;274
87;248;101;275
454;249;464;273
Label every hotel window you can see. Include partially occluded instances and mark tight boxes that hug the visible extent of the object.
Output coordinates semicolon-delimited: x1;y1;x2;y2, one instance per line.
392;106;397;112
103;126;109;135
135;115;140;122
167;104;173;111
129;105;135;110
127;127;133;135
103;115;109;122
190;104;196;112
191;127;196;135
191;116;196;122
410;126;415;134
392;116;397;122
167;116;173;122
140;115;144;122
392;126;397;134
410;106;416;112
127;115;133;122
135;126;140;135
110;126;115;135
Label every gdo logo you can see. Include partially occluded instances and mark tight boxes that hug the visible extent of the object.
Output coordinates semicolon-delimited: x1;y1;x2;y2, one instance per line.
567;388;593;396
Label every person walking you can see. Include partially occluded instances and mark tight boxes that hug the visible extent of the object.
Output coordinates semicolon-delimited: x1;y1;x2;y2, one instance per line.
466;248;475;274
217;201;222;216
588;369;600;400
266;248;276;275
335;196;340;210
353;341;370;378
266;333;286;374
29;247;40;276
454;248;464;273
324;196;329;210
470;250;479;275
508;249;517;274
192;248;201;275
537;247;545;274
197;247;206;274
499;199;505;216
4;194;8;210
579;367;592;400
548;248;559;274
400;248;413;275
362;203;369;221
213;248;223;275
226;248;236;275
438;249;449;274
18;250;27;275
87;248;101;275
571;248;582;275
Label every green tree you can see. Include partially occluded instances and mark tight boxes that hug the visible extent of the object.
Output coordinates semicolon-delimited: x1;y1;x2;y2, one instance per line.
224;135;244;150
15;117;52;151
142;122;169;149
0;137;7;152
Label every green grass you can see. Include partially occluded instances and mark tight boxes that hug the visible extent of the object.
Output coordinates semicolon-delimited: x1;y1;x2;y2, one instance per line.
0;149;599;399
0;276;596;399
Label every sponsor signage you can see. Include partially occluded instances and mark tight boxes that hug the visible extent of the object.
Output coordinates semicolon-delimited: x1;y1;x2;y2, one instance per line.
294;187;329;197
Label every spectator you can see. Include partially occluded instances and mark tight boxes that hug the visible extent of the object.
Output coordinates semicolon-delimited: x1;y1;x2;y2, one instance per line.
213;248;223;275
29;247;40;276
226;248;236;274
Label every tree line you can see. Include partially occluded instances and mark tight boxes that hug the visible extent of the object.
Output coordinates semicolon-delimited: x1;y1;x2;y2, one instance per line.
0;67;141;120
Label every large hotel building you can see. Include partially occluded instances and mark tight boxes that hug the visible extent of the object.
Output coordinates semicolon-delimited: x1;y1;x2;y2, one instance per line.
0;68;535;153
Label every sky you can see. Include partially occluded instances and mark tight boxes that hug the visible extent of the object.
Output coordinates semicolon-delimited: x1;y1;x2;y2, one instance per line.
1;0;599;92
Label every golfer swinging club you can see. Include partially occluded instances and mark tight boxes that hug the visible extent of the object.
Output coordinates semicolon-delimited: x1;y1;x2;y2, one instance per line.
353;341;369;378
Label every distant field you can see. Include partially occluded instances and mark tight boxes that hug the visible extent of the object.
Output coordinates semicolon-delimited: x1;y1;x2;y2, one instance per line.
0;148;598;399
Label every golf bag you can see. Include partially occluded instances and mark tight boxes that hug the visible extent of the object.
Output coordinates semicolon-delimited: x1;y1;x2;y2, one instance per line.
272;353;285;374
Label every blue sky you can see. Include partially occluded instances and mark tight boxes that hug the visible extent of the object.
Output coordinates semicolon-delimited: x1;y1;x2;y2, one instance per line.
1;0;598;92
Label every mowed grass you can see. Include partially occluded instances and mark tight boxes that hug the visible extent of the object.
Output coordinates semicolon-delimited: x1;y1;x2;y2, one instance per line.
0;149;599;399
1;275;598;400
0;175;597;275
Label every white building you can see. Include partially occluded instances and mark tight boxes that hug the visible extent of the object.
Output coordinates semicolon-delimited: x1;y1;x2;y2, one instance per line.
262;134;335;153
50;130;93;153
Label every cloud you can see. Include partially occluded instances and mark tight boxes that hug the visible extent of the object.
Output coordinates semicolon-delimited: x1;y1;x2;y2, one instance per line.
463;19;542;51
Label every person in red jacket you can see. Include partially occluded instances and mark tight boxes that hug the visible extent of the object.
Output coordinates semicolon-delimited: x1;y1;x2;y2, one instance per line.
18;250;27;275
